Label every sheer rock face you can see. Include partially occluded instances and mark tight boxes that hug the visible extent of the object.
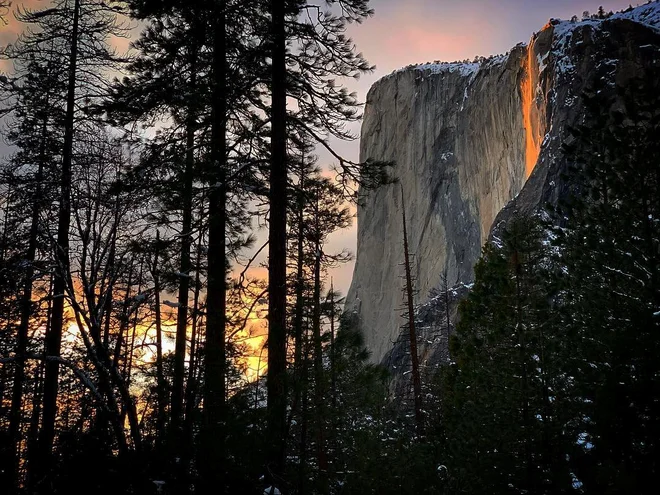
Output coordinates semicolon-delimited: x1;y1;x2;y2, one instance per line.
346;5;660;365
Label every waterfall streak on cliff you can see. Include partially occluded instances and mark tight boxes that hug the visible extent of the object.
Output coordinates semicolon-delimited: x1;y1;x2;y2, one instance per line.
348;1;660;365
521;42;540;177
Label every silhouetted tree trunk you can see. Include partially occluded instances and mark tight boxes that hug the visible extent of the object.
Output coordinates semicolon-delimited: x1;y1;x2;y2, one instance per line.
8;109;48;493
152;232;166;448
288;162;306;432
173;33;199;446
26;359;44;489
329;280;336;411
201;3;227;492
37;0;80;483
26;276;52;492
267;0;288;487
182;227;204;478
123;263;143;393
514;246;533;491
401;187;423;435
298;327;309;495
312;199;329;493
292;167;307;495
113;272;133;369
102;169;122;348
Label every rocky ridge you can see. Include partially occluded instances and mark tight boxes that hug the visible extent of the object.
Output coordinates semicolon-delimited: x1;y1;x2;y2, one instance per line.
346;2;660;370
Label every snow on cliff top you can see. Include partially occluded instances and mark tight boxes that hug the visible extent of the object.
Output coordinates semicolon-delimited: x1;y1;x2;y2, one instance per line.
611;1;660;28
377;1;660;86
377;61;481;84
377;56;503;86
410;62;480;77
551;1;660;39
548;1;660;74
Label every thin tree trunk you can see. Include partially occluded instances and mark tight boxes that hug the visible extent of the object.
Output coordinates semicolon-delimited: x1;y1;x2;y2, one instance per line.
0;178;8;445
442;272;451;337
294;172;305;371
201;3;227;492
152;231;166;448
26;359;44;488
290;167;305;430
0;353;7;430
26;276;53;492
298;326;309;495
124;263;143;389
8;110;48;493
70;306;130;456
401;186;424;435
312;200;328;493
328;281;337;478
37;0;80;483
267;0;288;486
172;35;198;445
538;316;553;490
113;272;133;369
184;227;203;431
181;227;203;485
329;280;336;411
102;168;122;348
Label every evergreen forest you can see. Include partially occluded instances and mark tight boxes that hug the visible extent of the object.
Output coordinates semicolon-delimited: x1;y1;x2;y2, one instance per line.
0;1;658;494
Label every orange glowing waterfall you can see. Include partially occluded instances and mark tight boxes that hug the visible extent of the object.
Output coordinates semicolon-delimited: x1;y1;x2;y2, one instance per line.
521;41;540;177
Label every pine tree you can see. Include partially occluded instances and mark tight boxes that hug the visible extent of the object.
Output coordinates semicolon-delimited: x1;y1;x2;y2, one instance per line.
283;140;353;493
440;216;573;494
555;55;660;493
265;2;389;487
0;0;385;491
39;1;81;479
113;3;262;489
1;48;64;493
3;1;133;487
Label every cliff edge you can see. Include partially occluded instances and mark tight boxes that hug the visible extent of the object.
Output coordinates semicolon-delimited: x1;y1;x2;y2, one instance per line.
346;2;660;365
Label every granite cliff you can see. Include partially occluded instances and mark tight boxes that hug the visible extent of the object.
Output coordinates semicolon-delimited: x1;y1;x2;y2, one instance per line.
346;2;660;367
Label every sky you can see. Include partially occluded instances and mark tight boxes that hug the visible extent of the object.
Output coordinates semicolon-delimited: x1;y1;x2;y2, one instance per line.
0;0;646;298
